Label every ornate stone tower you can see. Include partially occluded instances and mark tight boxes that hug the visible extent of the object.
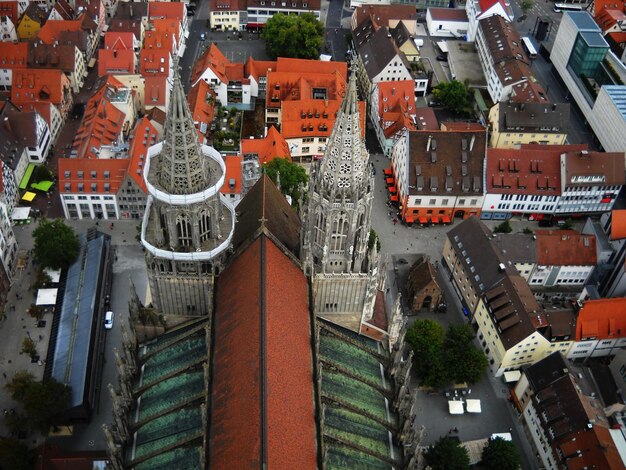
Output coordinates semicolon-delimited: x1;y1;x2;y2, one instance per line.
140;63;234;323
301;66;379;332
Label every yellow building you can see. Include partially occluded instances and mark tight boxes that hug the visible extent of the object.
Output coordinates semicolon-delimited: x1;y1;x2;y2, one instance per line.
17;4;47;40
488;101;569;149
209;10;241;31
474;274;574;377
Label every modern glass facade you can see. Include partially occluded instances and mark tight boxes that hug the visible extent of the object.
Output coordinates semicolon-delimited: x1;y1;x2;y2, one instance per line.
568;31;609;78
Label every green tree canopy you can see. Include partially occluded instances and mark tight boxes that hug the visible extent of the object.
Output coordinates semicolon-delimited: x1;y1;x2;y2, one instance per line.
443;324;488;384
405;319;447;387
262;158;308;207
520;0;534;14
33;218;80;270
432;80;470;115
424;436;470;470
0;438;34;470
262;13;325;59
481;437;522;470
5;372;72;435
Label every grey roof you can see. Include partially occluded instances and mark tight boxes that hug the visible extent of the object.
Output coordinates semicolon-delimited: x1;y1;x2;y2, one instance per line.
499;102;570;132
491;233;537;263
447;217;517;295
580;30;609;48
525;352;569;393
567;11;601;32
0;102;27;171
604;85;626;120
391;21;411;48
356;26;400;80
51;232;108;408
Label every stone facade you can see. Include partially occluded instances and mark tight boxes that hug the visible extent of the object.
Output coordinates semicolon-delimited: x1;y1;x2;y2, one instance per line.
301;67;379;332
141;63;234;324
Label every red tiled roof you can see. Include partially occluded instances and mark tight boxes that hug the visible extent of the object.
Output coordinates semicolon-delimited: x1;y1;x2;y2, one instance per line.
265;67;347;109
562;150;625;187
148;1;185;21
0;42;28;69
440;121;486;131
486;147;562;196
281;99;366;140
37;18;94;44
377;80;416;138
151;19;180;44
144;75;167;107
139;49;170;76
535;230;597;266
245;57;277;82
576;298;626;341
104;31;134;49
594;8;626;31
478;0;507;15
608;31;626;44
241;125;291;165
611;210;626;240
211;236;317;469
15;101;53;127
353;4;417;30
11;69;69;106
187;79;216;130
58;157;128;194
191;43;231;84
127;117;158;193
0;1;18;23
221;155;242;195
275;57;347;78
98;46;136;76
511;78;549;103
361;290;387;341
592;0;626;17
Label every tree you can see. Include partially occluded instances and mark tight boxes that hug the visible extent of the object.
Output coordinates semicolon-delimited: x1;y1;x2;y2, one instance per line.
424;436;470;470
0;438;34;470
262;13;324;60
263;158;308;207
443;325;488;384
21;337;37;360
481;437;522;470
405;319;447;387
520;0;534;14
432;80;470;115
493;220;512;233
33;218;80;270
5;372;71;435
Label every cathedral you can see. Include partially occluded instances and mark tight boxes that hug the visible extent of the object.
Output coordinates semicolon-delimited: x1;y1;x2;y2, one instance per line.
105;63;418;470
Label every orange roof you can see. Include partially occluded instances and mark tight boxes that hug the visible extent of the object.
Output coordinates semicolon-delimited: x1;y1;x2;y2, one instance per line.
265;71;347;109
0;42;27;68
0;1;19;23
535;230;597;266
104;31;134;50
148;1;185;21
221;155;242;195
187;80;216;130
11;69;69;105
245;56;277;81
377;80;416;138
98;48;136;76
127;117;158;192
608;31;626;44
241;126;291;165
151;19;180;44
275;57;347;78
611;210;626;240
144;75;167;107
73;77;127;158
59;157;128;194
37;18;92;44
191;43;245;85
281;99;366;140
576;298;626;341
139;49;170;76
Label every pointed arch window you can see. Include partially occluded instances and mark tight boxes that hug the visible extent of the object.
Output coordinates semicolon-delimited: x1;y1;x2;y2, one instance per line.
314;208;325;248
199;210;211;243
330;212;349;251
176;214;193;247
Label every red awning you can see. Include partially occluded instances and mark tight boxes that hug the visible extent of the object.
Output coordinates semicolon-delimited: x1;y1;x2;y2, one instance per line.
418;217;429;224
441;215;451;224
431;216;440;224
601;198;612;203
528;213;537;221
383;168;393;175
390;194;399;201
405;216;415;223
386;177;395;184
388;185;397;193
536;214;544;221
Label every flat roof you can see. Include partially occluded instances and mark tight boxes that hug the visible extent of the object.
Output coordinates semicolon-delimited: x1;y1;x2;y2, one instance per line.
580;30;609;48
568;11;602;31
36;288;58;305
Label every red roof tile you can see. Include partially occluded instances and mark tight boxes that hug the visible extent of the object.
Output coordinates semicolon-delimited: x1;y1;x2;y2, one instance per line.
413;107;439;130
245;57;277;82
377;80;416;138
535;230;597;266
104;31;134;49
241;126;291;165
148;1;186;21
127;117;158;192
486;147;562;196
98;47;136;76
212;236;317;469
576;298;626;341
281;99;365;140
11;69;70;106
353;5;417;30
478;0;507;15
144;75;167;107
265;70;347;109
428;7;468;21
37;18;94;44
221;155;242;195
611;210;626;240
191;43;231;84
187;80;216;130
151;19;180;45
0;1;18;24
139;49;170;76
58;157;128;194
0;42;27;69
592;0;626;17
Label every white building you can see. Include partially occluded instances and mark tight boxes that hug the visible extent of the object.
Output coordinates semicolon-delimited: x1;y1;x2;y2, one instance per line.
551;12;626;153
465;0;512;42
426;8;468;38
0;15;17;42
0;195;17;283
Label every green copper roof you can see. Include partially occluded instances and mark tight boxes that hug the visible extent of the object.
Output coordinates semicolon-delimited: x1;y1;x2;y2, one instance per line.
135;447;202;470
141;337;205;388
134;408;202;460
140;319;205;358
326;446;392;470
136;371;204;424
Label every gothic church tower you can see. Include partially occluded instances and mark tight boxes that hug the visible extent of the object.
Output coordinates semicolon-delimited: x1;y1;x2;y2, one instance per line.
301;67;379;332
140;63;235;323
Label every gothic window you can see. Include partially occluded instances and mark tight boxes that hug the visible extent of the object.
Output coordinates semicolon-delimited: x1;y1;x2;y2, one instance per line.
330;212;349;251
337;177;350;188
344;137;352;147
331;147;339;158
314;208;325;247
176;214;193;247
323;173;335;185
341;150;351;161
328;159;336;171
339;162;351;174
199;210;211;243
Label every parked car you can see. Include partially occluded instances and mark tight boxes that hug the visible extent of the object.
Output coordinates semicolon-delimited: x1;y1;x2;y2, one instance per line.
428;100;442;107
104;311;114;330
200;32;206;41
436;55;447;62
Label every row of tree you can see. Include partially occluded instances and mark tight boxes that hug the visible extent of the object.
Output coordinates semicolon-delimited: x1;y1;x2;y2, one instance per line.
425;435;522;470
405;319;488;388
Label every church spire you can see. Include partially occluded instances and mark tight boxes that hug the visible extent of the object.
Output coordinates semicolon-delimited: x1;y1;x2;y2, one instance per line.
156;58;211;195
318;66;368;195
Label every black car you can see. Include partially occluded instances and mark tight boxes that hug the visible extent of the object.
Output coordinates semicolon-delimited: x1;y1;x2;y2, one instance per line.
436;55;447;62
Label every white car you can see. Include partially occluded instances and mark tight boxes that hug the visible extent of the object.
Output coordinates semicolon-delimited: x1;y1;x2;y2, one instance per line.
104;311;114;330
